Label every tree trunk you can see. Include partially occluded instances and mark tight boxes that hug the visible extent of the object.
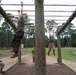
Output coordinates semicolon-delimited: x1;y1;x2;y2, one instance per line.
35;0;46;75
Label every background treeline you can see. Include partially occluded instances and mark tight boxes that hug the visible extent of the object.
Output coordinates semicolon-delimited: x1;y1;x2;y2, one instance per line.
0;13;76;49
0;30;76;49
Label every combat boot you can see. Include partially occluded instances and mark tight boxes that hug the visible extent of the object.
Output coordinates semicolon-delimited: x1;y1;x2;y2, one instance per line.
10;53;18;58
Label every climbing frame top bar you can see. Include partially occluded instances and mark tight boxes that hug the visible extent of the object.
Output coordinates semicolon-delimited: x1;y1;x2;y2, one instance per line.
0;4;76;6
5;10;74;12
15;15;70;17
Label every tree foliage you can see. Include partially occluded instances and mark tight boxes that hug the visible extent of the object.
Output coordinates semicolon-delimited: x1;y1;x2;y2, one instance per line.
46;20;58;30
0;12;76;49
56;22;76;47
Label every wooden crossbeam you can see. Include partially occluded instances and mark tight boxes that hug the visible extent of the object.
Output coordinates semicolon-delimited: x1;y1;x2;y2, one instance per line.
14;15;70;17
57;10;76;34
29;19;67;21
5;10;74;12
1;4;76;6
0;6;17;30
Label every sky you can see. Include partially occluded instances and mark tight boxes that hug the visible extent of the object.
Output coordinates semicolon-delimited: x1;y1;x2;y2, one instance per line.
1;0;76;24
0;0;76;37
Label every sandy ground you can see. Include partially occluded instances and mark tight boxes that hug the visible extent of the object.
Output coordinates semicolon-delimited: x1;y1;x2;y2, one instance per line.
0;53;76;72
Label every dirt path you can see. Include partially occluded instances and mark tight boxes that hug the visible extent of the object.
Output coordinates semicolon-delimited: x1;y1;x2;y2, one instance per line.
0;54;76;72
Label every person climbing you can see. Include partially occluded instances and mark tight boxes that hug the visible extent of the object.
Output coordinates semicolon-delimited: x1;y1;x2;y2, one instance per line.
10;28;24;58
11;2;24;58
48;36;55;55
0;60;5;73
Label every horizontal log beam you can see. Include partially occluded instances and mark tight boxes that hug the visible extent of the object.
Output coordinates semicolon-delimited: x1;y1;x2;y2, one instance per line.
1;4;76;6
0;6;17;30
29;19;67;21
5;10;74;12
15;15;70;17
57;10;76;35
28;15;70;17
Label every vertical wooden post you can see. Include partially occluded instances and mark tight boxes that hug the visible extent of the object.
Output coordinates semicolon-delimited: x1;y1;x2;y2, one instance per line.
17;8;21;65
57;34;62;64
35;0;46;75
18;44;21;65
21;1;23;16
17;1;23;65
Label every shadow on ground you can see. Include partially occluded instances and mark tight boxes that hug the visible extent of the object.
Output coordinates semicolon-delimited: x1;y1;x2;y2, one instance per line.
2;63;76;75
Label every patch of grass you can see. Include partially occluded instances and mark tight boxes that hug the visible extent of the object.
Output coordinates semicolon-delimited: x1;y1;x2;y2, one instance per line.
0;49;11;53
61;48;76;61
46;47;76;61
22;48;32;55
0;48;76;62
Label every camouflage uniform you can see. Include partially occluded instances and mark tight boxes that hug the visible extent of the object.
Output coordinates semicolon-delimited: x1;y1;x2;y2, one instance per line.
48;37;55;55
11;28;24;58
11;16;24;58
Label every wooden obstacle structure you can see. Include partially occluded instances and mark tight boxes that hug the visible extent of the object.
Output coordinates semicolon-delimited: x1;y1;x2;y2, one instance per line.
0;0;76;75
